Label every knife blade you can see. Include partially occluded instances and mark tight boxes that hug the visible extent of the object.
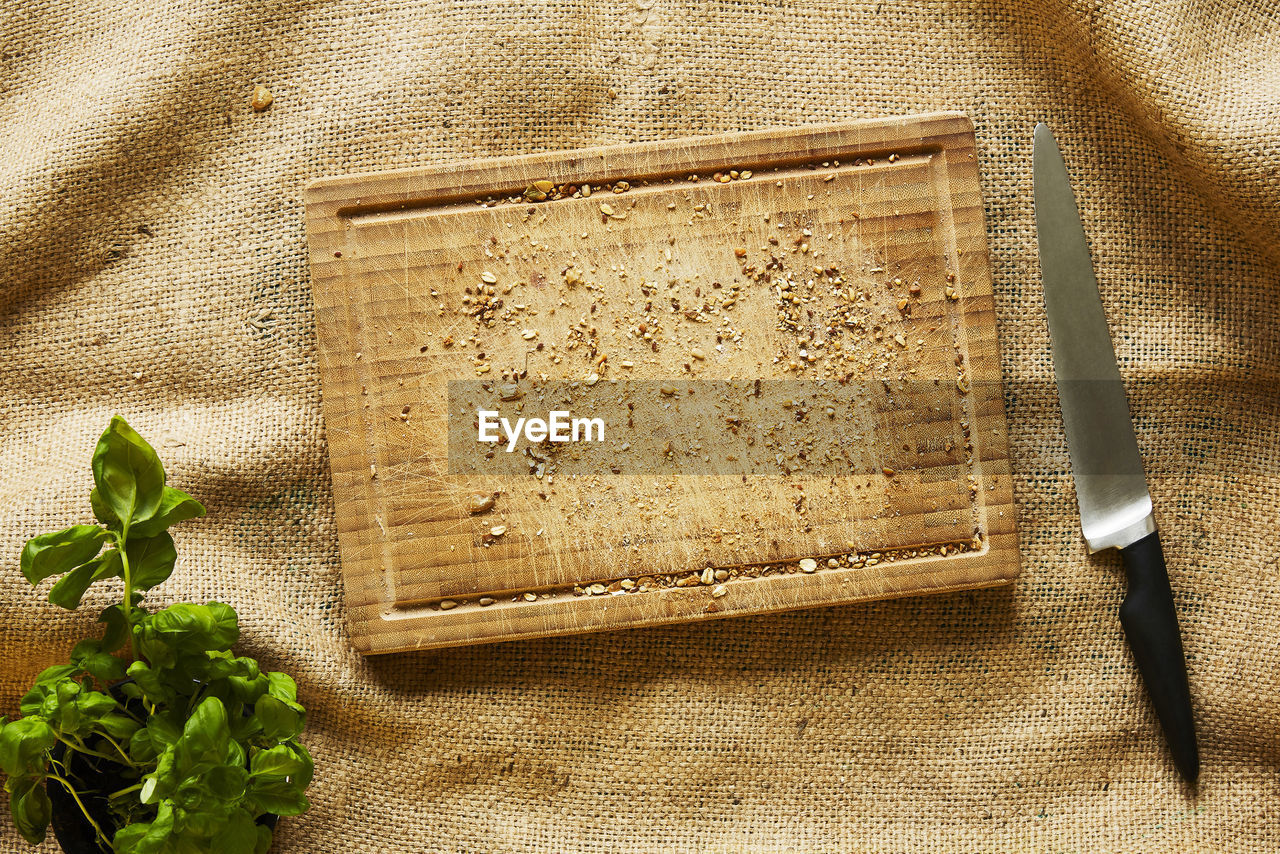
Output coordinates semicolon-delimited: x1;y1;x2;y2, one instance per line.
1033;123;1199;783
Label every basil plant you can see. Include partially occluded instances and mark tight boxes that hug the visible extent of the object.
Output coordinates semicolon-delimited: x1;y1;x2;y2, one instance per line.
0;417;312;853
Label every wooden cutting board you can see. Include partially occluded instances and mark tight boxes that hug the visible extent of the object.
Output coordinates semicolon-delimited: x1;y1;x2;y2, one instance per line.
305;112;1019;654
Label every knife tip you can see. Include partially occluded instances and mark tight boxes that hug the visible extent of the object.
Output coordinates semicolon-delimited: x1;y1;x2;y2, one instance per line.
1175;743;1200;785
1034;122;1052;142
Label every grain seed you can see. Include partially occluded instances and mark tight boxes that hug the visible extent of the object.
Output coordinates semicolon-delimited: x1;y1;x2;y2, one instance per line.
490;525;507;537
479;597;496;606
712;584;728;598
251;85;273;111
468;493;496;514
439;599;458;611
798;558;818;573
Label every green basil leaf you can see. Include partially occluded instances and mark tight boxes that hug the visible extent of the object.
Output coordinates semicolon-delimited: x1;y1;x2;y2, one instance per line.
228;711;263;743
129;727;160;764
47;563;96;611
139;775;159;806
245;778;310;816
130;486;206;539
8;776;52;846
127;661;177;708
98;599;134;654
254;822;273;854
254;696;302;742
97;711;142;742
178;652;224;688
49;681;83;733
112;801;175;854
44;548;120;612
91;416;165;531
180;696;230;764
226;654;260;681
47;557;104;610
290;740;314;789
19;683;54;718
126;531;177;591
176;799;235;838
31;664;81;687
218;806;262;854
150;602;238;652
0;718;56;777
225;737;246;772
265;672;298;704
228;672;270;705
136;632;175;670
89;486;116;526
20;525;107;585
205;601;240;648
205;764;249;802
71;639;126;684
140;749;177;805
249;743;308;780
147;713;183;749
74;690;119;721
94;548;123;582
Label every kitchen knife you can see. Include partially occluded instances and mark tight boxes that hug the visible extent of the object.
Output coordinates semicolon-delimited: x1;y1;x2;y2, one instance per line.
1033;123;1199;783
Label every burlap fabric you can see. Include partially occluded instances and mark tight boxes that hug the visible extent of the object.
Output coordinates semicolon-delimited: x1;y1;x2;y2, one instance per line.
2;1;1277;851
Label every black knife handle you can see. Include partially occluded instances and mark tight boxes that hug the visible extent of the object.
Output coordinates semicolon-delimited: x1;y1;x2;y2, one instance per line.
1118;531;1199;783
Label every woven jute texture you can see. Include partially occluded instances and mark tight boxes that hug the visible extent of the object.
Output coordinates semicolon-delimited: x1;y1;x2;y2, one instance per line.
2;1;1277;851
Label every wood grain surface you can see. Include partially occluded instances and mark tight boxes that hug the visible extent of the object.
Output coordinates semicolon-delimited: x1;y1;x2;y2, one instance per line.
304;112;1019;654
